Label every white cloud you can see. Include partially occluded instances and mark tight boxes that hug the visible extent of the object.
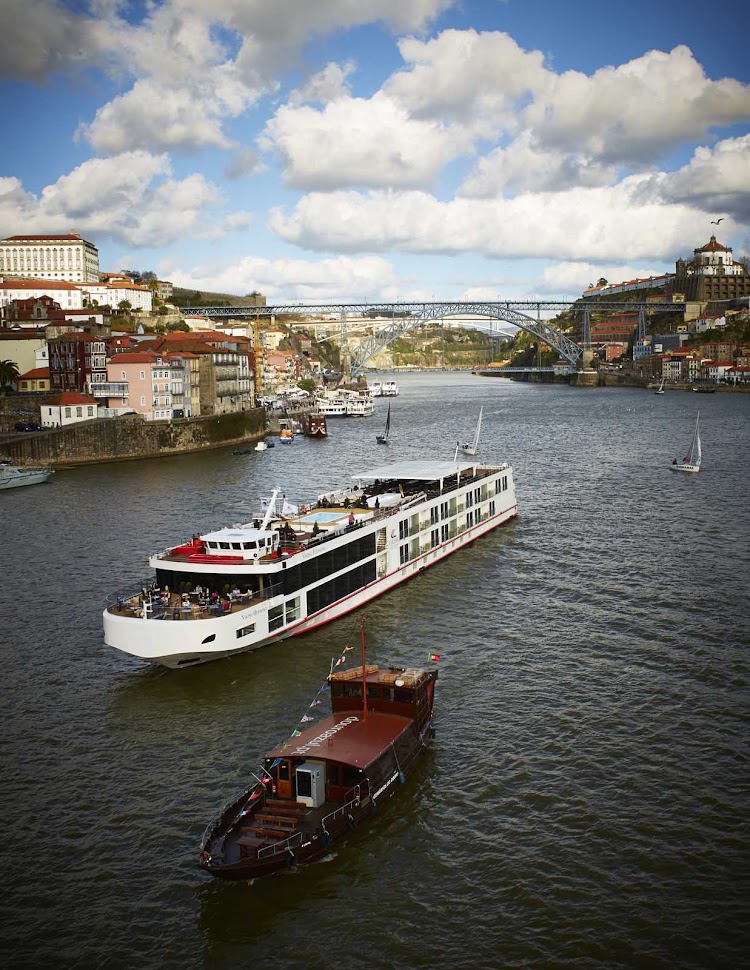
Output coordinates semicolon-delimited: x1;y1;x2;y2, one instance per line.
0;0;95;81
262;95;466;190
526;46;750;164
385;29;547;131
0;154;250;248
538;262;668;296
460;132;617;198
167;253;397;302
289;62;356;105
640;134;750;222
269;181;707;262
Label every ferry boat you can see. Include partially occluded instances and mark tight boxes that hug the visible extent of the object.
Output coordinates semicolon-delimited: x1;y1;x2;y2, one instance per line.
103;457;518;668
315;388;375;417
380;381;399;396
303;412;328;438
0;460;54;490
199;631;438;879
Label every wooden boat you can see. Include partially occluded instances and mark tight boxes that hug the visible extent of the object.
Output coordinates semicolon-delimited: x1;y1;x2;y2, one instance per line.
462;407;482;456
376;402;391;444
669;412;702;474
199;624;438;880
303;412;328;438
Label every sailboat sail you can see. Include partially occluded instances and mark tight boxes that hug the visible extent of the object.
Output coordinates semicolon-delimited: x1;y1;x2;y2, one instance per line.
376;403;391;444
669;412;701;473
462;407;482;456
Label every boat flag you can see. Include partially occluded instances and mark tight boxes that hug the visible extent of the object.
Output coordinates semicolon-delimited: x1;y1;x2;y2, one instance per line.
282;499;299;516
428;653;442;662
301;714;314;723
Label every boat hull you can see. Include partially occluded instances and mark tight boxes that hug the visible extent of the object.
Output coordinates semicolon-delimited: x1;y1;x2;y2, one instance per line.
0;469;53;489
669;464;700;473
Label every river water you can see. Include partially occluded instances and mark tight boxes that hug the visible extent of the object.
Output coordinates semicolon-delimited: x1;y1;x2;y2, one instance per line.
2;373;748;970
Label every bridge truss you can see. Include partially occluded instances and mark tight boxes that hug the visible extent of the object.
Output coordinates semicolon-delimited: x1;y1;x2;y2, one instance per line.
181;300;685;378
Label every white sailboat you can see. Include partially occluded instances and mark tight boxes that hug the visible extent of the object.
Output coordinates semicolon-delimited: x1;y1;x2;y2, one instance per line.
462;407;482;456
669;412;702;474
655;377;665;395
376;402;391;444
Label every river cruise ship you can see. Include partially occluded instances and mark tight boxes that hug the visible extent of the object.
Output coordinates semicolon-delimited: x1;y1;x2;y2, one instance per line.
103;458;517;668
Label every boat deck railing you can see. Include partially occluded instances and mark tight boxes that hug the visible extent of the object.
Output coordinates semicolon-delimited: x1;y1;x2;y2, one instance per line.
321;781;370;833
105;581;284;620
257;829;304;860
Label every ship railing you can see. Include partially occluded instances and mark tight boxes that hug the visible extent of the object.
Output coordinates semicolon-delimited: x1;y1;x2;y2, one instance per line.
257;830;304;860
200;769;269;853
320;781;371;834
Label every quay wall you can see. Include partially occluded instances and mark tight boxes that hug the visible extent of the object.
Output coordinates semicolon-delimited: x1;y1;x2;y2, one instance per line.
0;409;267;467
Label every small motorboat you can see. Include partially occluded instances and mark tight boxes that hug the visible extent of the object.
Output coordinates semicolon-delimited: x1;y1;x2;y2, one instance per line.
255;441;268;452
279;428;294;444
0;460;54;490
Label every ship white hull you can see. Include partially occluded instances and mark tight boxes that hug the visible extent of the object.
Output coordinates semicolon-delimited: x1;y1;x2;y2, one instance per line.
104;497;517;669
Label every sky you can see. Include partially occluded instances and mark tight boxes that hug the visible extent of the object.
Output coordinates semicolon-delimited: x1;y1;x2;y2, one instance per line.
2;0;749;305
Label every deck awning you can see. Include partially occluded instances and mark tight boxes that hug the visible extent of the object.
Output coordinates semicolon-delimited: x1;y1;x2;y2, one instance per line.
352;459;477;483
266;712;412;770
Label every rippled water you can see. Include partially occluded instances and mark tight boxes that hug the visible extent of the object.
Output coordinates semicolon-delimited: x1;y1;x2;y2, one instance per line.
2;373;749;970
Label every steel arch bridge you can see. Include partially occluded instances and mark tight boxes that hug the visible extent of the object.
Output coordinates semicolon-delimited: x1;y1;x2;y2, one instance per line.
180;300;684;378
181;301;581;376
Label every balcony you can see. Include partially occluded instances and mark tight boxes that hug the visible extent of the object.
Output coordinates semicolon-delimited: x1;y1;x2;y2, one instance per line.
88;381;129;398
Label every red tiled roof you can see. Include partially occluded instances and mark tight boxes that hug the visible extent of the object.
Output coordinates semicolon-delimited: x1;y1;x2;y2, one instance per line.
109;351;159;363
20;367;50;379
50;391;99;405
0;278;80;290
2;232;84;242
697;235;729;252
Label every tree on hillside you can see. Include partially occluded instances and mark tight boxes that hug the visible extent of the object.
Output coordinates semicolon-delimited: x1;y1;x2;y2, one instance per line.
118;300;132;312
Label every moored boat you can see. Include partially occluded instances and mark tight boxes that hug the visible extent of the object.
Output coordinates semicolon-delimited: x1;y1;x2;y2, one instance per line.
103;456;518;667
0;460;54;490
199;628;438;880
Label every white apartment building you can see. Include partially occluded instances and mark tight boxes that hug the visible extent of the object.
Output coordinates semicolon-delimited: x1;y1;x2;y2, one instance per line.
82;281;153;312
0;231;100;282
0;278;85;311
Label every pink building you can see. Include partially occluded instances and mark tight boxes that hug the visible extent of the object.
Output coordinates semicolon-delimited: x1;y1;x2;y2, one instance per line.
106;351;173;420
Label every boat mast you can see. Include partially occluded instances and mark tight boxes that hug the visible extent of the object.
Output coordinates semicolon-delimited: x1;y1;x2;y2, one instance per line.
360;615;368;721
260;488;280;530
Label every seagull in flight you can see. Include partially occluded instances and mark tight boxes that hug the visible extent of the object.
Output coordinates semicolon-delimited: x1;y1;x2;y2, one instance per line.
711;218;724;224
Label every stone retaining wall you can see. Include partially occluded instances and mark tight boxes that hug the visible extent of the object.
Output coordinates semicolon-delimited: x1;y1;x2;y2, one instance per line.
0;409;267;467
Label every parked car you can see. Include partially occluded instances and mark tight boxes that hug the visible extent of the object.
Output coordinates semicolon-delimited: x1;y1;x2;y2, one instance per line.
14;421;43;432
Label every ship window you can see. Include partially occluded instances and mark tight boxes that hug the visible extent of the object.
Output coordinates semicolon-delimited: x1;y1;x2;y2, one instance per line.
220;542;230;550
466;491;473;507
201;634;216;644
279;761;290;782
489;500;495;515
285;597;300;623
431;528;439;548
399;544;409;565
269;604;284;631
399;520;409;540
430;506;439;525
236;624;255;639
394;689;411;703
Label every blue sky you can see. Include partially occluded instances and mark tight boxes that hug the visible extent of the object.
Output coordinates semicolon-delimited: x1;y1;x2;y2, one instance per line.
2;0;748;304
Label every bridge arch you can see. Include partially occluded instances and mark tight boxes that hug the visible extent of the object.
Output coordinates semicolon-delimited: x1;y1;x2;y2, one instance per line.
345;302;582;376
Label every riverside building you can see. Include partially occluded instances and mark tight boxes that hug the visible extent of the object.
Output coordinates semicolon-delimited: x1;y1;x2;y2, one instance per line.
0;231;100;283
